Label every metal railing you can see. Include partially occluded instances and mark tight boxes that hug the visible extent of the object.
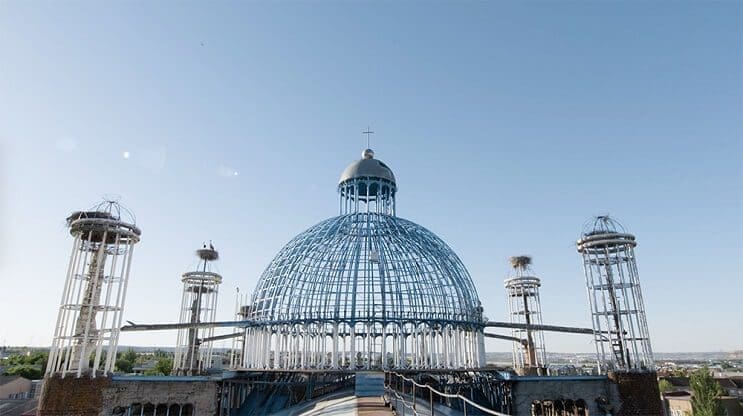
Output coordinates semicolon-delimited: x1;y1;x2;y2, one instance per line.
384;372;510;416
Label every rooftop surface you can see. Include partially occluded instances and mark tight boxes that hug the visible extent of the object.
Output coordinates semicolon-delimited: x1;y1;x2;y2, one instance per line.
271;390;392;416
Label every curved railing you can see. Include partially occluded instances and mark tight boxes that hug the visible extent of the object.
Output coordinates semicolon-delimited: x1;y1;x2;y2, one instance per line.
384;372;510;416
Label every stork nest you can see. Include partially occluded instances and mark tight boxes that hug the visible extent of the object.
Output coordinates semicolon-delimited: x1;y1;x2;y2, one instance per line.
509;255;532;270
197;248;219;261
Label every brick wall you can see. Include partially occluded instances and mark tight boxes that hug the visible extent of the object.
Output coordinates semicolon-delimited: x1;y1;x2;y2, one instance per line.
38;376;218;416
608;371;664;416
38;375;110;416
100;380;218;415
511;377;619;415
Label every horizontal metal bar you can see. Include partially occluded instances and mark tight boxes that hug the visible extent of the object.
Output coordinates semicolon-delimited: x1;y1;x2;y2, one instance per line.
121;319;597;338
483;332;522;343
121;317;482;332
484;321;594;335
122;320;251;332
199;332;243;343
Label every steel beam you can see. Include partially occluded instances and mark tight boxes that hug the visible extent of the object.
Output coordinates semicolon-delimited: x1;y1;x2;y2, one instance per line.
484;321;594;335
483;332;522;343
122;319;597;337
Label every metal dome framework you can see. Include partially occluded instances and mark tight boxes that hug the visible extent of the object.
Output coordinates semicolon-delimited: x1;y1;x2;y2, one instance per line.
242;150;486;370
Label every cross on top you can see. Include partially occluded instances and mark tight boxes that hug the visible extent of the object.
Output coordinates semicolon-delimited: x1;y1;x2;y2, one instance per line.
362;126;374;148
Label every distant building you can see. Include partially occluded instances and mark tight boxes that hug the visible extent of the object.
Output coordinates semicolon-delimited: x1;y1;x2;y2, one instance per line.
659;375;743;399
662;390;743;416
0;376;31;399
658;375;690;391
131;361;158;375
717;377;743;398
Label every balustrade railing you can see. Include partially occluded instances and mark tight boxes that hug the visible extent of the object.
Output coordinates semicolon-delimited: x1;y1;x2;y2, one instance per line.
383;372;510;416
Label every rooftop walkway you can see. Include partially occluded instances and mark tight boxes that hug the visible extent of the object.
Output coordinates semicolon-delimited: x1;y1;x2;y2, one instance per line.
269;390;391;416
271;373;391;416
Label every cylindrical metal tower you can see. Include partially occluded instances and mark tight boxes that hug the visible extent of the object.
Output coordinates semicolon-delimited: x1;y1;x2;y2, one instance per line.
230;288;250;369
47;200;141;378
504;256;548;376
577;216;654;373
173;244;222;375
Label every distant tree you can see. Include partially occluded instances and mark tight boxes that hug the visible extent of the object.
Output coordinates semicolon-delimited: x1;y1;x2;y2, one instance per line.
88;350;107;369
5;354;25;366
114;348;139;373
153;349;170;359
658;379;674;393
144;357;173;376
690;367;724;416
121;348;139;363
154;357;173;375
115;358;134;373
5;365;42;380
24;352;48;366
35;353;48;374
1;352;48;379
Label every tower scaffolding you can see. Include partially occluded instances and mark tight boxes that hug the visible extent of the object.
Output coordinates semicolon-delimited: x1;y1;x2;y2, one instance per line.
47;200;141;378
230;289;249;369
504;256;547;375
173;243;222;375
577;216;654;373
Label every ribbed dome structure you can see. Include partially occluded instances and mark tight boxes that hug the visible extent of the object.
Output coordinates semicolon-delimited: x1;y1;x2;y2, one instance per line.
252;213;480;323
242;149;486;370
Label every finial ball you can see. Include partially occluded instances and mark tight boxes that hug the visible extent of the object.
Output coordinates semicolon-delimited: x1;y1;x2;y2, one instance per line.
362;148;375;159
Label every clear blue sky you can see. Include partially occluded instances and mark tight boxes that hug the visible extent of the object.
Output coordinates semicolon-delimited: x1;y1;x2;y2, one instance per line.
0;1;740;353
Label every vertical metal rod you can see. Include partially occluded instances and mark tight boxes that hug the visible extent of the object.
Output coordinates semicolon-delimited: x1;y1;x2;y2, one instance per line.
430;388;434;416
413;383;416;410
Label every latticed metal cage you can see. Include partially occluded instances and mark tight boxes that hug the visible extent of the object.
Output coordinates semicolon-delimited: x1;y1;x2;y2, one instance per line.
577;216;654;373
173;246;222;375
242;149;486;370
48;200;141;378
